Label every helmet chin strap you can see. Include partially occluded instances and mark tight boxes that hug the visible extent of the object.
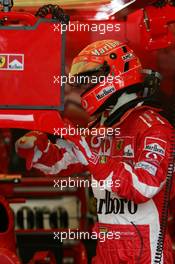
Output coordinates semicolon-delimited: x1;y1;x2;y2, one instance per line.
100;92;138;125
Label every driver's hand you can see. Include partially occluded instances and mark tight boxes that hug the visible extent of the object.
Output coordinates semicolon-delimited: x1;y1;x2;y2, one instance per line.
15;131;49;170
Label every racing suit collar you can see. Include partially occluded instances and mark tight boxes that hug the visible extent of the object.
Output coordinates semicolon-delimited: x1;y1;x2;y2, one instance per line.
106;97;161;127
88;97;161;128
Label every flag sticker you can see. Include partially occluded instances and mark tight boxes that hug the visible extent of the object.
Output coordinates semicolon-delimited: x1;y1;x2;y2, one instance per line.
0;54;24;71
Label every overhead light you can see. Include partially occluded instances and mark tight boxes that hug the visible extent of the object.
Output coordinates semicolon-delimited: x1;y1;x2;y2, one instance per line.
95;0;136;20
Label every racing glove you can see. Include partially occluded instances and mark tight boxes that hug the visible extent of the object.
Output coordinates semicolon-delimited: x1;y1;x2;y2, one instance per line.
15;130;89;175
15;131;50;170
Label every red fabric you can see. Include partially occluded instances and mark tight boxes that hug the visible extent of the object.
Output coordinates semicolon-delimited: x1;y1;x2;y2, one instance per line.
91;223;173;264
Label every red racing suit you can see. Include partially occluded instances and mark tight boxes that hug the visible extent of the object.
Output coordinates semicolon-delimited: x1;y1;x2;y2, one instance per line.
16;105;175;264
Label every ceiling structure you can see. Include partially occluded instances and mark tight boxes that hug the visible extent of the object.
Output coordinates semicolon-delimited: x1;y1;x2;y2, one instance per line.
0;0;161;23
13;0;109;7
10;0;157;20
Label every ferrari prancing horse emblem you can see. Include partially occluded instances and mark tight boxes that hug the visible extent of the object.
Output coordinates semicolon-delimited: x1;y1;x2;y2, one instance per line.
0;56;6;68
116;139;124;150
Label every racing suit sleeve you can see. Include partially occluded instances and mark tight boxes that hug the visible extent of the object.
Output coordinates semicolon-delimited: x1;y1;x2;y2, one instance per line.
89;124;173;204
15;131;88;176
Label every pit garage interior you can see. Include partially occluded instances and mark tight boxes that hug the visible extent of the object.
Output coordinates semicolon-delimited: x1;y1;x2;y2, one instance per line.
0;0;175;264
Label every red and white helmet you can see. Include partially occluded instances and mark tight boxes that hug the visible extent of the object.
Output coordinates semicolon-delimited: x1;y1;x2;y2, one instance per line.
70;39;144;116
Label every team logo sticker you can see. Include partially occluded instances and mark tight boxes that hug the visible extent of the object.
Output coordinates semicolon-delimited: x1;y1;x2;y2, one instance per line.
140;137;167;165
135;161;157;176
144;137;166;156
90;136;135;158
112;137;135;158
116;139;124;151
0;54;24;71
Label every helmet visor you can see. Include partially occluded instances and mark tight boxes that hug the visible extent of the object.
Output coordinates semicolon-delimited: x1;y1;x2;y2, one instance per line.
70;61;103;76
69;61;110;95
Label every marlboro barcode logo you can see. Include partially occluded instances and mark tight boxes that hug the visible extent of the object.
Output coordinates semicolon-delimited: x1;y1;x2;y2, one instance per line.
0;54;24;71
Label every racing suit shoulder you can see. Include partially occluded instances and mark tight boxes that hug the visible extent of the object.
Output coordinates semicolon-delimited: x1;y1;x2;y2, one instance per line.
135;107;172;130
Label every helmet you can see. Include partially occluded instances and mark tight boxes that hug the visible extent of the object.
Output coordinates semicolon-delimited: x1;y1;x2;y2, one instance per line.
70;39;144;116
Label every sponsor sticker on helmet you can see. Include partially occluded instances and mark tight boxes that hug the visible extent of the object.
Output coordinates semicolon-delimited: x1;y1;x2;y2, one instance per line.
0;54;24;71
122;53;134;61
96;86;116;101
91;41;120;56
81;99;88;109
